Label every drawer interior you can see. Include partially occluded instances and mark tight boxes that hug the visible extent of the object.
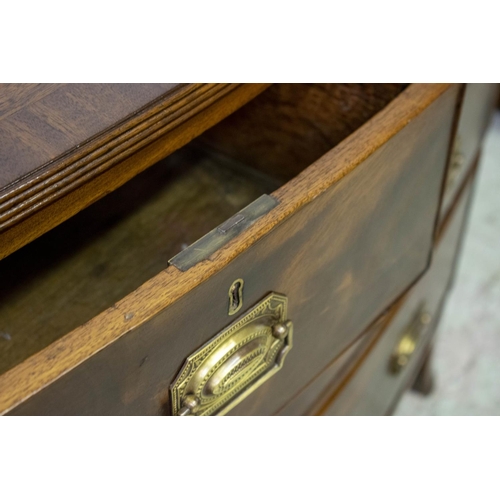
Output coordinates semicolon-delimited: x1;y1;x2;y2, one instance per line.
198;83;408;182
0;84;406;376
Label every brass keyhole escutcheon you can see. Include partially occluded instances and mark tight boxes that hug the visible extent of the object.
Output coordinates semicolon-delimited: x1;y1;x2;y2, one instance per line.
228;279;244;316
170;292;293;416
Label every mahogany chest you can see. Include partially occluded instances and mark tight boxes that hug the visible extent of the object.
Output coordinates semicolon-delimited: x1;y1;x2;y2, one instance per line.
0;83;497;415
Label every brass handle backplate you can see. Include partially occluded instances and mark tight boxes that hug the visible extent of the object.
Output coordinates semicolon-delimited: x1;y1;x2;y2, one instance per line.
389;304;432;374
170;292;293;416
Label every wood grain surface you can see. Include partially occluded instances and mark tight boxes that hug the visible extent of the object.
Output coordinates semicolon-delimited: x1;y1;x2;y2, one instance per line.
0;83;270;260
320;173;475;416
0;84;175;189
1;84;458;415
274;312;390;416
284;152;478;415
0;147;280;375
199;83;407;182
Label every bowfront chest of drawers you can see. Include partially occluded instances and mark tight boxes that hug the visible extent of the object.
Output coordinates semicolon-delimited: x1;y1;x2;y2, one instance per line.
0;83;497;415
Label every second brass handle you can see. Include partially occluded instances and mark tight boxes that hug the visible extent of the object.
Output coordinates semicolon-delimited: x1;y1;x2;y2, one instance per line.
389;306;432;374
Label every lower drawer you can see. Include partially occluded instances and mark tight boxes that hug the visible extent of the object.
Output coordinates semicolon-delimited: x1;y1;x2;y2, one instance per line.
321;173;474;416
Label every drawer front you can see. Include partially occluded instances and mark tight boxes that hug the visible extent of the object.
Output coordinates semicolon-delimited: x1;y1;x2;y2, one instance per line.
275;314;387;416
322;175;474;416
6;85;458;416
441;83;498;219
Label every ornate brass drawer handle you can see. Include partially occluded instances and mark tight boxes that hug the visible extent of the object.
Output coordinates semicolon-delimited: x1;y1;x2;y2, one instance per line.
170;292;293;416
389;304;432;374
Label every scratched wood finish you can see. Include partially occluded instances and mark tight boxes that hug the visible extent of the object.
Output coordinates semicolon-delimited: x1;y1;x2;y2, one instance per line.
0;148;279;375
320;175;475;416
440;83;498;220
3;84;458;415
199;83;407;182
0;83;270;260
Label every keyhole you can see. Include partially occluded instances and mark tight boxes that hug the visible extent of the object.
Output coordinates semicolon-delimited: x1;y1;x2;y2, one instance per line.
228;279;244;316
231;283;240;308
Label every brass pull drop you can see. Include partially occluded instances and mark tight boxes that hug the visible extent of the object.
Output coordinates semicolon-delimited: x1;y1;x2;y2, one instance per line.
389;306;432;374
178;394;200;417
171;293;293;416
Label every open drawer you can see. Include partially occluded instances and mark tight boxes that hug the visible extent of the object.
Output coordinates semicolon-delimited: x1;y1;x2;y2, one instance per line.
0;84;459;415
